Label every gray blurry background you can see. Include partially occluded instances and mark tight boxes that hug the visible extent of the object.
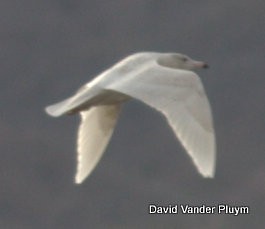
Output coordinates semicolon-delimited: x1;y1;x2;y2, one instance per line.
1;0;265;228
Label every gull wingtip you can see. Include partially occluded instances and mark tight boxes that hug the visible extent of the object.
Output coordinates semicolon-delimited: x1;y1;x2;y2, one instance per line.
75;174;86;184
200;167;215;178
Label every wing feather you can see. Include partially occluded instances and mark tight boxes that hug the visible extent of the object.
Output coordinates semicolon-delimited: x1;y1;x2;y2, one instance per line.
75;104;121;184
104;61;216;177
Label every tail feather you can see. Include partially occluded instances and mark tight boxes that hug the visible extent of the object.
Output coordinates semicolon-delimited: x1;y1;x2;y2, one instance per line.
45;98;73;117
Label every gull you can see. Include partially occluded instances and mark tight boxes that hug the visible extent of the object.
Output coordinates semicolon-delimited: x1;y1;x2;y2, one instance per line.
45;52;216;184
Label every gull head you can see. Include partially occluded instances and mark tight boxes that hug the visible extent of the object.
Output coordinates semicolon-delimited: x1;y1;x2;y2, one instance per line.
157;53;208;70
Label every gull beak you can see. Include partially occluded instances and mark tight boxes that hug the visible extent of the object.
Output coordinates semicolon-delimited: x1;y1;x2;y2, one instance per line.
202;63;209;68
192;61;209;69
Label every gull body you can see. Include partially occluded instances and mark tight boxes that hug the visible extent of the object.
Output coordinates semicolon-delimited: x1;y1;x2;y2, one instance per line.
45;52;216;184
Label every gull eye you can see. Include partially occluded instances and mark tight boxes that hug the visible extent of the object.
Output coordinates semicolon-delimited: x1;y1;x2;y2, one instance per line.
182;57;188;62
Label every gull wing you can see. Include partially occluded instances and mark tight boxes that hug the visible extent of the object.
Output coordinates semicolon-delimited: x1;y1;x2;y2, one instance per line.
104;61;216;177
75;104;121;184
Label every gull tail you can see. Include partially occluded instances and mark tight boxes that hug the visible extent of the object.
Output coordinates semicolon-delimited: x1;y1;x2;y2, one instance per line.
45;97;74;117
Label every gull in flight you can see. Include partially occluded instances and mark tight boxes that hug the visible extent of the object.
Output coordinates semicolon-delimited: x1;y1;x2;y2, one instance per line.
45;52;216;184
